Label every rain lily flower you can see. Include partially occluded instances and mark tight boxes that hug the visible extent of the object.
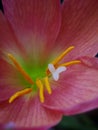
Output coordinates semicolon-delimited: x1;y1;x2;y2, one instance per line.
0;0;98;129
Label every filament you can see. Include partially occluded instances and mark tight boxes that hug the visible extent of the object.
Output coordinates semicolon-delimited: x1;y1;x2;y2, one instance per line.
52;46;74;66
8;53;34;85
59;60;81;67
44;76;52;94
36;79;44;103
9;88;32;103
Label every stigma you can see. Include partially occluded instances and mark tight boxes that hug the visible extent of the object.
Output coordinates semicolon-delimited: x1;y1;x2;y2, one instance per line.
48;64;67;81
8;46;81;103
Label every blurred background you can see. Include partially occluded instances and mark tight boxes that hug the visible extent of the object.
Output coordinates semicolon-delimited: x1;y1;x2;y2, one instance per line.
0;0;98;130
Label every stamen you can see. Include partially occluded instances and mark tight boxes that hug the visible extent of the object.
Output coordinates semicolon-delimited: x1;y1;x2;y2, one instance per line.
59;60;81;67
44;76;52;94
36;79;44;103
9;88;32;103
8;53;34;85
52;46;74;66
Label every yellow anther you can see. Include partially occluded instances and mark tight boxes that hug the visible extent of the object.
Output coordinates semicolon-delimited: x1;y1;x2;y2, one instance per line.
9;88;32;103
36;79;44;103
44;76;52;94
8;53;34;85
52;46;74;66
59;60;81;67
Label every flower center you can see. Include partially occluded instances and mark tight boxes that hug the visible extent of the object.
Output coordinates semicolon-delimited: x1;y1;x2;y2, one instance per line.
8;46;81;103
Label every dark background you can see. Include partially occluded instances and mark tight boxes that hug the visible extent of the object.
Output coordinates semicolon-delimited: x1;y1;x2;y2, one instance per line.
0;0;98;130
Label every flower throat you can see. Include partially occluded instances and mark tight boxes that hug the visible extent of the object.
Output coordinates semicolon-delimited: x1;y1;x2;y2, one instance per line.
8;46;81;103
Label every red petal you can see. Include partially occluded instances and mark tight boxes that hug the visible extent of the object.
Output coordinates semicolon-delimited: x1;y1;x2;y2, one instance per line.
43;57;98;115
0;97;62;128
55;0;98;61
2;0;61;60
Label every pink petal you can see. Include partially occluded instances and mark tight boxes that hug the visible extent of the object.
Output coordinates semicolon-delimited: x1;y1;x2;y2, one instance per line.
2;0;61;60
0;97;62;128
0;123;5;129
0;85;20;102
0;123;48;130
55;0;98;61
0;58;28;101
0;11;26;58
1;122;48;130
43;57;98;115
80;56;98;69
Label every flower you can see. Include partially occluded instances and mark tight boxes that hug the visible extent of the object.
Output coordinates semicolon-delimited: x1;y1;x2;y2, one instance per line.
0;0;98;129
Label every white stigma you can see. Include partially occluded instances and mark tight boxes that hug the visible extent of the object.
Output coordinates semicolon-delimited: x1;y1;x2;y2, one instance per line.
48;64;67;81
